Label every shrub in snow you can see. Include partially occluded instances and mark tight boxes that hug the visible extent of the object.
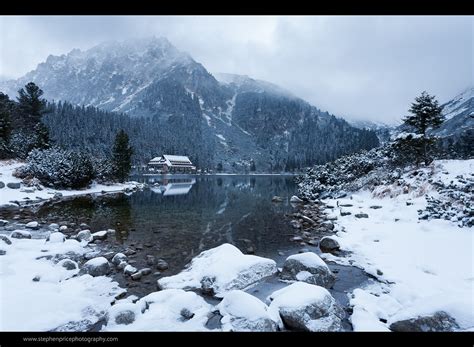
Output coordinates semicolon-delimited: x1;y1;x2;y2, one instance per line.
280;253;335;289
157;243;277;297
217;290;281;331
267;282;345;332
22;147;94;189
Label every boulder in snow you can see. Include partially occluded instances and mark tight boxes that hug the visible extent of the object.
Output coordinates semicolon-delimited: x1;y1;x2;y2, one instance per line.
0;235;12;245
218;290;281;331
389;311;460;332
58;259;78;271
319;237;340;253
280;252;335;289
355;213;369;218
82;257;111;277
7;182;21;189
157;243;277;297
47;232;66;243
0;181;5;189
268;282;345;331
10;230;32;239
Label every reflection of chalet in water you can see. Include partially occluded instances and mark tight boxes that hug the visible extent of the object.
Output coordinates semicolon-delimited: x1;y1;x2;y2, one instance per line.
148;155;196;174
150;178;196;196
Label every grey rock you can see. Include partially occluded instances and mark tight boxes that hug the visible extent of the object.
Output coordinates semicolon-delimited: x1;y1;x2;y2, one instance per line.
82;257;111;277
355;213;369;218
156;259;169;271
124;265;138;275
290;195;304;203
7;182;21;189
389;311;459;332
117;261;128;270
319;237;340;253
0;181;5;189
0;250;6;255
201;276;216;296
280;253;336;289
0;235;12;245
131;272;142;281
112;253;127;265
180;308;195;320
76;230;92;243
139;268;152;276
32;275;41;282
10;230;32;239
114;310;136;325
102;252;115;260
271;196;283;203
60;259;78;271
0;219;9;227
370;205;382;209
146;255;156;266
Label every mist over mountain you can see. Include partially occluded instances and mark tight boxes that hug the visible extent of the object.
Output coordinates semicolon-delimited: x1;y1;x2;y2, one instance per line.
1;37;382;171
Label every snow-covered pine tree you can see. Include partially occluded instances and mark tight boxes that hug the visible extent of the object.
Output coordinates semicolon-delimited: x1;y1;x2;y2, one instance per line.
112;129;133;182
0;93;13;158
393;91;445;165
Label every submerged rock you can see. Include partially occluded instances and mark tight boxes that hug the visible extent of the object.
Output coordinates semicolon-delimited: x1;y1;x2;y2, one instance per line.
217;290;281;331
271;196;283;203
389;311;460;332
280;252;335;289
268;282;345;331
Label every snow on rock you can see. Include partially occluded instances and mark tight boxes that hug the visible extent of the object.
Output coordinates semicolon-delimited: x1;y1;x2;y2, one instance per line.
25;221;39;229
290;195;304;203
157;243;277;297
267;282;345;332
47;232;66;243
91;230;108;241
0;235;123;331
82;257;111;277
217;290;281;331
389;311;460;332
124;265;138;275
76;230;92;243
280;252;335;289
112;253;127;265
10;230;32;239
103;289;213;331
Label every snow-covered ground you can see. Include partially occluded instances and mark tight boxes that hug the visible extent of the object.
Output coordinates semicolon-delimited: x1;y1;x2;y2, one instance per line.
0;235;124;331
0;160;142;208
318;159;474;331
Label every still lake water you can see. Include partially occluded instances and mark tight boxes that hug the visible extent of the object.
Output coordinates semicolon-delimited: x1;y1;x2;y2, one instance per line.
33;175;301;274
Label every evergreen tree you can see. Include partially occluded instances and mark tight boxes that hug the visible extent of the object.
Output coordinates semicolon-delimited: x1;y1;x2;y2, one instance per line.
394;91;445;165
250;159;256;172
0;93;13;158
17;82;48;129
112;129;133;182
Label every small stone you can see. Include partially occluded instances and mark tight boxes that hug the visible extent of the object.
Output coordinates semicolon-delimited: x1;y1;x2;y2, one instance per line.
124;265;138;275
59;225;68;232
0;250;6;255
112;253;127;265
139;268;152;276
102;252;115;260
59;259;78;271
0;235;12;245
7;182;21;189
146;255;156;266
355;213;369;219
49;223;59;230
124;248;136;256
271;196;283;203
32;276;41;282
131;272;142;281
370;206;382;209
156;259;169;271
180;308;195;320
25;221;39;229
10;230;32;239
376;269;383;276
319;237;340;253
117;261;128;270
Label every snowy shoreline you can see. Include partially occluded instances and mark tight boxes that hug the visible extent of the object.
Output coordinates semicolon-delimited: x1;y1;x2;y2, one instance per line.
297;159;474;331
0;160;143;209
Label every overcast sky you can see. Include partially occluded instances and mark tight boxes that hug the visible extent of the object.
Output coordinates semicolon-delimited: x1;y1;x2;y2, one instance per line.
0;16;472;123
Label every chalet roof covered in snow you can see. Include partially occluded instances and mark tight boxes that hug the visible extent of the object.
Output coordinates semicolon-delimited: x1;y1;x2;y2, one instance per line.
148;155;194;167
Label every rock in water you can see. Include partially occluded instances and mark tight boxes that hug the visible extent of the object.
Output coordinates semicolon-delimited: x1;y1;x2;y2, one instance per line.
280;252;335;289
124;265;138;275
112;253;127;266
91;230;108;241
389;311;460;332
10;230;32;239
271;196;283;203
217;290;281;331
319;237;340;253
268;282;345;332
82;257;111;277
157;243;277;297
156;259;169;271
25;221;39;229
76;230;93;243
290;196;304;203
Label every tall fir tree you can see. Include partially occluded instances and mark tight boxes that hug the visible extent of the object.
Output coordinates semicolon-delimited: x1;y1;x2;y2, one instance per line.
0;93;13;158
394;91;445;165
17;82;48;129
112;129;133;182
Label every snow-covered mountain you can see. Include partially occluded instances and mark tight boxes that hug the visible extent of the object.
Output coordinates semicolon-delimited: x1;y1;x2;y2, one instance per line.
434;87;473;137
0;37;380;172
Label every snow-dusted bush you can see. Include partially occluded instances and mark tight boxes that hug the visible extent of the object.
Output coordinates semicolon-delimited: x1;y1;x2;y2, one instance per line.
90;156;116;183
22;147;94;189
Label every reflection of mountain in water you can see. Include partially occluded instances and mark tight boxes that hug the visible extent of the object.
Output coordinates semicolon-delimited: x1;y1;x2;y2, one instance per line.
148;178;196;196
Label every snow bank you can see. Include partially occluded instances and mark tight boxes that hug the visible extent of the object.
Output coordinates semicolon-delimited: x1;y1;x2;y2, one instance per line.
158;243;277;297
0;235;124;331
320;163;474;330
103;289;213;331
0;160;142;208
